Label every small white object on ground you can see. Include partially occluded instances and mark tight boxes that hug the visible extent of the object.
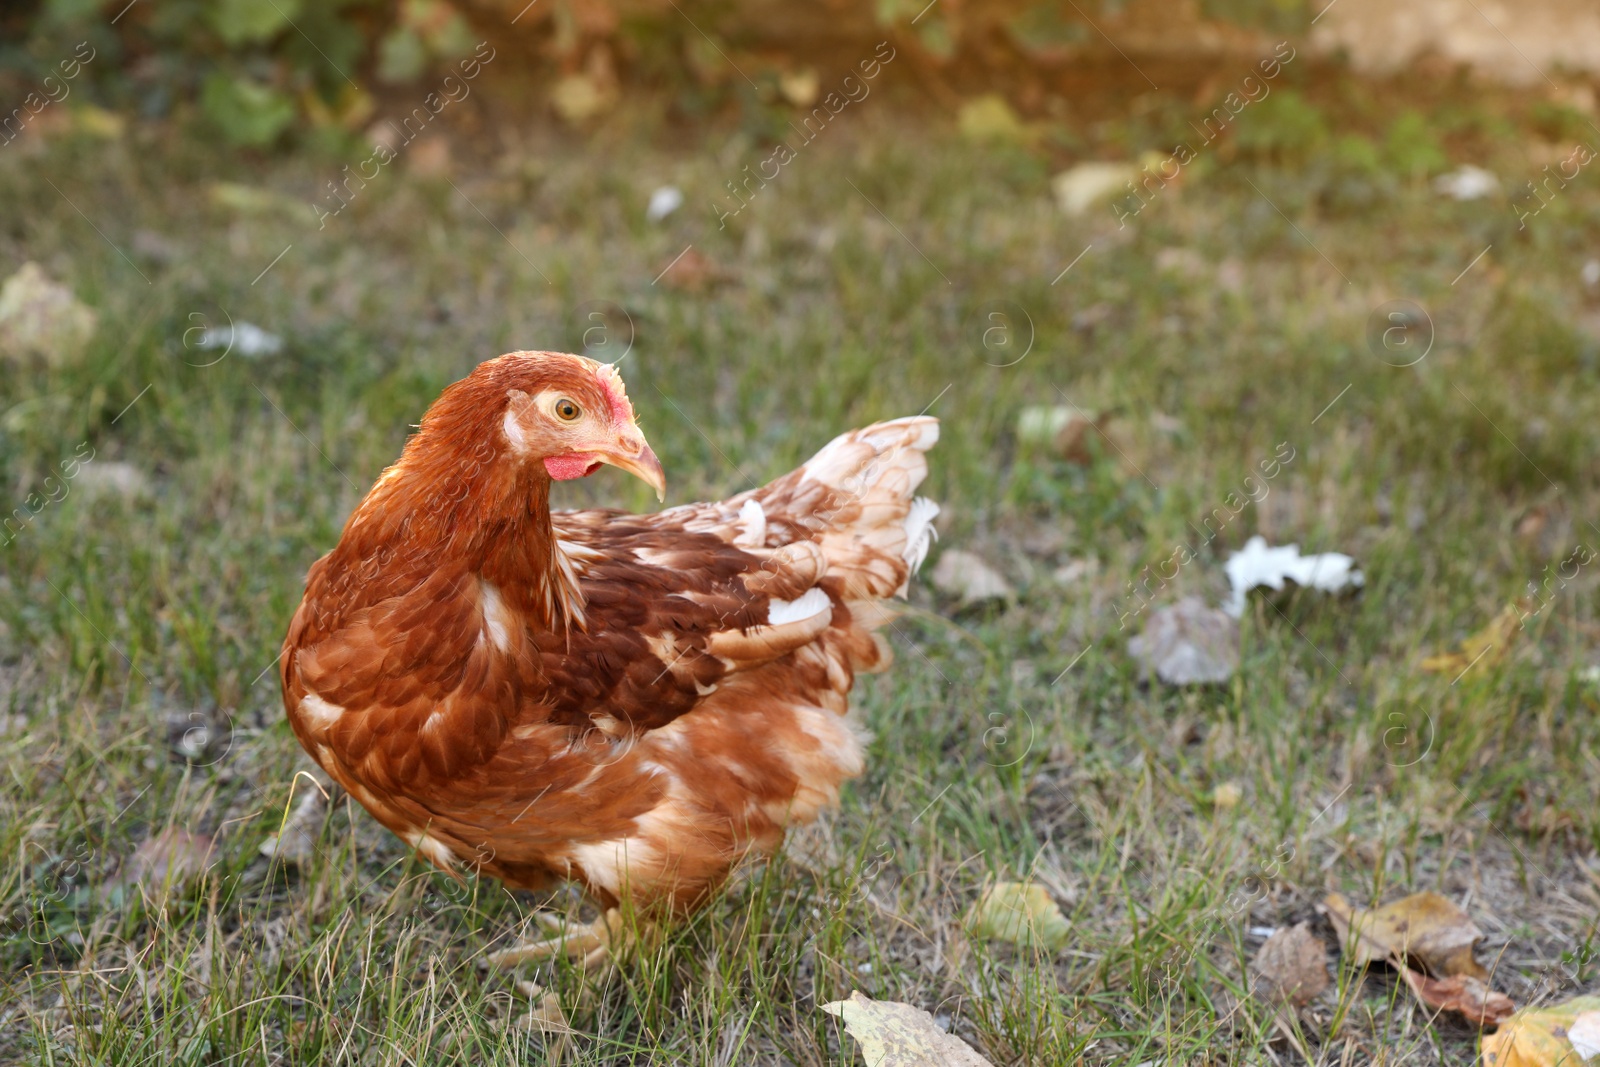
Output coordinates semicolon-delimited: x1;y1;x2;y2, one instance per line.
1051;162;1138;216
646;186;684;222
76;462;151;499
1433;165;1499;200
196;322;283;357
1569;1011;1600;1059
1223;535;1363;617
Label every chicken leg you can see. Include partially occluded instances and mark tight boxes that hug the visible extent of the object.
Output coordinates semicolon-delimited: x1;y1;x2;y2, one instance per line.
487;907;656;975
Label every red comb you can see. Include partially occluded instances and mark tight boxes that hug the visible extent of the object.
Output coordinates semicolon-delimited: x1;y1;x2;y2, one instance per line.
595;363;634;423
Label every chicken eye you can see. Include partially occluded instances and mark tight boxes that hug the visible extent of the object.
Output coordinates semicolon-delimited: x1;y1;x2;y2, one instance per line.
554;398;581;421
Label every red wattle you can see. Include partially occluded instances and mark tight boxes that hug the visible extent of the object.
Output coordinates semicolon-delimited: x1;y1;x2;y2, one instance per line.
544;454;601;480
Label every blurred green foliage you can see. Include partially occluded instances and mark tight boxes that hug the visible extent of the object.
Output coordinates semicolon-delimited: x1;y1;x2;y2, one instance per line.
7;0;477;148
1235;90;1330;161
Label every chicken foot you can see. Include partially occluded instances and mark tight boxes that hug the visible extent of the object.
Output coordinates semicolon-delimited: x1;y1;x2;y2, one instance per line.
487;907;655;975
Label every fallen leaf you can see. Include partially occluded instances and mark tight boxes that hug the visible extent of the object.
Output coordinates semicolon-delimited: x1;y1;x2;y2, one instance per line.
551;73;614;124
1128;597;1238;686
206;181;305;220
117;827;215;894
1211;782;1243;810
929;549;1014;604
958;94;1029;145
550;46;620;125
1223;536;1364;618
1016;405;1117;465
406;135;452;178
1251;922;1329;1006
778;69;819;108
1324;892;1516;1027
1400;966;1514;1026
76;462;151;499
1051;162;1138;216
1481;996;1600;1066
260;782;336;866
1571;1010;1600;1058
1322;891;1491;980
822;991;995;1067
0;262;98;364
967;880;1070;950
518;991;573;1033
656;246;720;292
72;105;126;140
1420;602;1527;676
1052;558;1094;585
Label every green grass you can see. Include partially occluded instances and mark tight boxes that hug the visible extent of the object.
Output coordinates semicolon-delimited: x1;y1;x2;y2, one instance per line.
2;103;1600;1065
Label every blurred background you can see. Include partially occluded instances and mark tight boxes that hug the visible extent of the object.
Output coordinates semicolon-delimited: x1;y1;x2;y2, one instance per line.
5;1;1600;1064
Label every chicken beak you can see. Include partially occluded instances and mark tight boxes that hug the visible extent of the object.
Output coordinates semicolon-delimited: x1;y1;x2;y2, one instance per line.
599;431;666;501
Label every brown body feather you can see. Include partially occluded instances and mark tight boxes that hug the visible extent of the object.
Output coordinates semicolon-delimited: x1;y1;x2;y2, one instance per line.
281;352;938;913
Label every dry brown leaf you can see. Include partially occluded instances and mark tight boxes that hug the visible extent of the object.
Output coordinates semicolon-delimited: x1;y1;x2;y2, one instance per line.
117;827;215;894
967;880;1071;950
1481;996;1600;1066
0;262;98;364
1250;922;1329;1006
1400;966;1515;1026
656;246;720;292
1128;597;1239;686
929;549;1014;604
1420;601;1528;676
1322;891;1491;979
517;991;573;1033
1016;405;1117;465
260;782;335;866
821;991;994;1067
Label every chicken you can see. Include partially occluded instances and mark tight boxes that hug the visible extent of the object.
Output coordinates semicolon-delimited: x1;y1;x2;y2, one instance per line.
279;351;939;967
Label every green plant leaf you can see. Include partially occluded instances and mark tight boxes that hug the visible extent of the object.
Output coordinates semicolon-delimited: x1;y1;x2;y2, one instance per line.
208;0;301;45
377;26;428;84
201;73;297;146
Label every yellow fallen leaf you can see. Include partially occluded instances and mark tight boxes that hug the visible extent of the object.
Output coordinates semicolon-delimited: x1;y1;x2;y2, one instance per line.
1323;891;1490;979
967;880;1070;950
1420;602;1527;675
821;991;994;1067
551;72;616;124
72;105;125;139
207;181;306;220
1482;996;1600;1066
957;94;1030;145
778;69;819;108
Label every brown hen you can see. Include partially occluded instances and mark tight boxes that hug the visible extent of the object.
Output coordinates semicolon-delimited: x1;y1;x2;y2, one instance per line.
280;351;938;965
